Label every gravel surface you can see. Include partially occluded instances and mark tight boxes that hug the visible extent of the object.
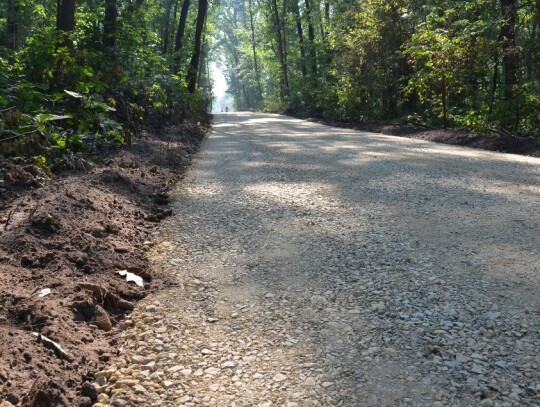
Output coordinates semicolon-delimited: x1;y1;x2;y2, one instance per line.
91;112;540;407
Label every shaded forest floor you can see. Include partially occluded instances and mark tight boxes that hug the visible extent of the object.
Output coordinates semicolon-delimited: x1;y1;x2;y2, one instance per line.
301;118;540;158
0;120;208;406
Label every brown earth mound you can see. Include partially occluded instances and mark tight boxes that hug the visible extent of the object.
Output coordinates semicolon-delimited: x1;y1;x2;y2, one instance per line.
0;121;208;406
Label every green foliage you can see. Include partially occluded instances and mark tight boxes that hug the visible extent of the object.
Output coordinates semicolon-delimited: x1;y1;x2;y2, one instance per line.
218;0;539;136
0;0;210;169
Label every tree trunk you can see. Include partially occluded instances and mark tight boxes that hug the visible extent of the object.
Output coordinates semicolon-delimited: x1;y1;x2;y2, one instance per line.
57;0;76;32
248;0;263;103
161;0;176;53
174;0;191;63
187;0;208;93
500;0;518;102
291;0;307;76
103;0;117;47
7;0;19;50
269;0;289;100
324;0;329;37
304;0;317;75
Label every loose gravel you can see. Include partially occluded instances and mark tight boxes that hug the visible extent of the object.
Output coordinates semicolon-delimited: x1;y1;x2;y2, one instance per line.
92;112;540;407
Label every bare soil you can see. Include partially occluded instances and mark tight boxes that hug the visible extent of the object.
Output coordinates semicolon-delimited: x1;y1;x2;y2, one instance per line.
304;119;540;157
0;120;208;406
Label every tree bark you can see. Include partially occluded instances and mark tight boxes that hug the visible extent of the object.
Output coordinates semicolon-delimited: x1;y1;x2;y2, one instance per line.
500;0;518;102
162;0;176;53
57;0;76;32
187;0;208;93
174;0;191;62
291;0;307;76
7;0;19;50
324;0;329;37
248;0;264;103
103;0;117;47
304;0;317;75
269;0;289;100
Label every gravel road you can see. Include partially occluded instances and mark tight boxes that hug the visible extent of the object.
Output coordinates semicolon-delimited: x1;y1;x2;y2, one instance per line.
92;112;540;407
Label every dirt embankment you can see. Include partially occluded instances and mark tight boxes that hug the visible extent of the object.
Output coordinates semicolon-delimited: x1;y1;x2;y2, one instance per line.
302;118;540;158
0;121;208;406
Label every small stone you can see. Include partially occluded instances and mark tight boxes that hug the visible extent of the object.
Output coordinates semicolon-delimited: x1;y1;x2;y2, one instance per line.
207;317;219;323
456;354;469;363
115;379;139;387
163;380;174;389
221;361;236;369
5;394;19;405
133;384;147;394
495;360;507;369
471;364;484;374
305;377;316;386
371;302;386;313
205;367;220;375
114;244;130;253
273;373;287;382
111;399;129;407
485;312;501;320
146;305;158;312
131;355;152;364
321;381;334;388
201;348;215;355
81;382;98;401
93;305;113;331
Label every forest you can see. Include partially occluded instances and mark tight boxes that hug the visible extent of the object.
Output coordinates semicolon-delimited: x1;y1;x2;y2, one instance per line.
0;0;539;166
219;0;540;137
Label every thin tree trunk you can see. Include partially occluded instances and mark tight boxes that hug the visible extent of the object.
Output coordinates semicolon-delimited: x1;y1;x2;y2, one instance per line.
57;0;76;32
103;0;117;47
187;0;208;93
174;0;191;60
304;0;317;75
269;0;289;100
441;65;448;129
291;0;307;76
162;0;176;53
500;0;518;102
248;0;264;103
323;0;329;38
7;0;19;50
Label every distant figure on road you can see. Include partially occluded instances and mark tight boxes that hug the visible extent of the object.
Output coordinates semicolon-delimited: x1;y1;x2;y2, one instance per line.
225;106;229;112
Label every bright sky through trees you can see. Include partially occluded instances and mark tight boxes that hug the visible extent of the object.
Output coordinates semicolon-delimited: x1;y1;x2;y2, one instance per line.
211;63;228;99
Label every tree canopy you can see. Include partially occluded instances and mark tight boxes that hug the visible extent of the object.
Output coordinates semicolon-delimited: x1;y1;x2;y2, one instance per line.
0;0;212;165
217;0;540;136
